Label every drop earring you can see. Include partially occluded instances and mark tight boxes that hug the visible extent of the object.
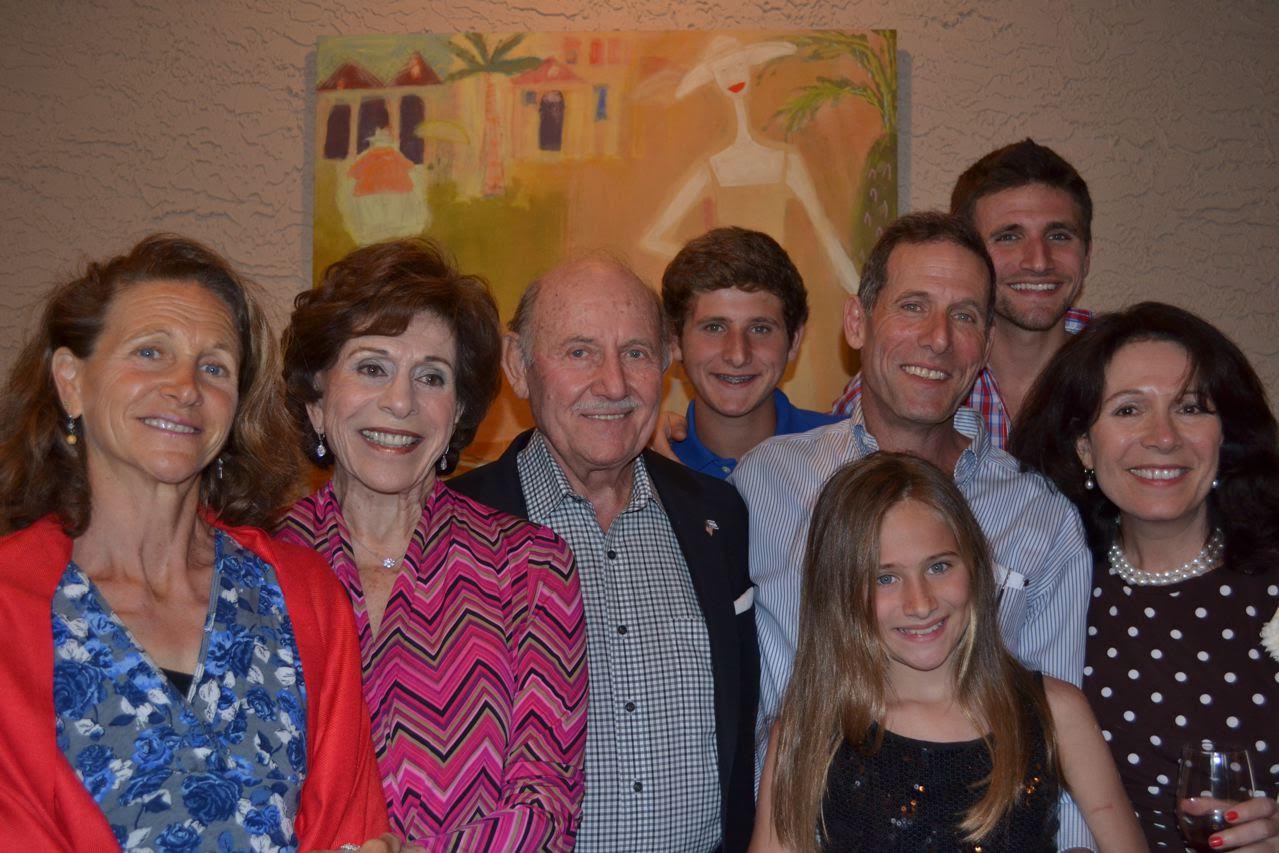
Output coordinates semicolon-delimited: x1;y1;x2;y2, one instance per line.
1084;468;1096;490
316;433;327;459
216;457;225;480
437;450;450;473
64;415;78;446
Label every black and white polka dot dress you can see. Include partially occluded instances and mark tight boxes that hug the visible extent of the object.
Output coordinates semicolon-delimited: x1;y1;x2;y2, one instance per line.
1083;565;1279;850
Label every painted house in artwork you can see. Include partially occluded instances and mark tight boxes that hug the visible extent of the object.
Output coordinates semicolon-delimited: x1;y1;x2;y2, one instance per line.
509;35;627;162
318;35;630;205
317;53;456;168
317;54;459;244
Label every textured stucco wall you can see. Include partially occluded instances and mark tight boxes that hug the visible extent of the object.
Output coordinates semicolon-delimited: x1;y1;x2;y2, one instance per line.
2;0;1278;398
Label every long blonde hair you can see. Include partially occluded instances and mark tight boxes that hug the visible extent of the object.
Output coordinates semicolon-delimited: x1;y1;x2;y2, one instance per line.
771;453;1056;851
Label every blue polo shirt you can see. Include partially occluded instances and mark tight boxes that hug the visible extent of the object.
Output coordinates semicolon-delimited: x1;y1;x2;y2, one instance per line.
671;388;843;479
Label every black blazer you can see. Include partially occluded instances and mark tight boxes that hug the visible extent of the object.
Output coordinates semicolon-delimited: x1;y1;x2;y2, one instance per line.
451;430;760;853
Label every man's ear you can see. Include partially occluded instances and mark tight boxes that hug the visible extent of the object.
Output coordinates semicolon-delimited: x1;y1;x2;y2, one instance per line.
51;347;84;418
786;322;806;363
502;333;530;400
1075;434;1094;470
669;325;684;364
843;296;867;349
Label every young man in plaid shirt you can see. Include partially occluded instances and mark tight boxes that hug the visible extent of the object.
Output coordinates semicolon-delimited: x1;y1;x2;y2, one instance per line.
833;139;1094;447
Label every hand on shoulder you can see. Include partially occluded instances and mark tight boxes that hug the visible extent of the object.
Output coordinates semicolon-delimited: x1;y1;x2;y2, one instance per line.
650;409;688;462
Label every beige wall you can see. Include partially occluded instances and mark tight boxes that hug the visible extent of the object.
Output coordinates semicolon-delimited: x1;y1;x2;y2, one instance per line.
2;1;1278;398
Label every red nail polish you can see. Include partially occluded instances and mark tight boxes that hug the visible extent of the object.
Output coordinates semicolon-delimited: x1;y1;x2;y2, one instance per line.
1210;837;1224;849
1226;810;1239;822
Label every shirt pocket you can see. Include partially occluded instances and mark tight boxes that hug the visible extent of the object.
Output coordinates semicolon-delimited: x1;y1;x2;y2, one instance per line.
994;563;1029;643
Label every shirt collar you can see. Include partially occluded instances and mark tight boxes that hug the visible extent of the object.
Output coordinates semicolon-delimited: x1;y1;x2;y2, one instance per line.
679;398;733;473
518;430;655;524
846;397;879;455
680;388;807;473
950;407;991;484
846;398;991;480
770;388;802;434
1063;306;1093;334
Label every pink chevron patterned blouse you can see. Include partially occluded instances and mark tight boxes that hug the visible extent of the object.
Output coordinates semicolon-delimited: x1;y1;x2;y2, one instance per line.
278;480;587;850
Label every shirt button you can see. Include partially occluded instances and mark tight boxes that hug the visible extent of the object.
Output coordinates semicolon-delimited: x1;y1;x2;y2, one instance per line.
721;465;731;474
606;549;617;560
617;624;628;635
624;701;636;712
633;781;643;793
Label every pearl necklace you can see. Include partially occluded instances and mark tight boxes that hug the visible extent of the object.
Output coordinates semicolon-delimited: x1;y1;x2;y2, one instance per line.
1108;528;1224;587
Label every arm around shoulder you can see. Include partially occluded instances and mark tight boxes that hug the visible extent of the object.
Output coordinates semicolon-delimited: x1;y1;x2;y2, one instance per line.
649;409;689;463
1044;677;1147;853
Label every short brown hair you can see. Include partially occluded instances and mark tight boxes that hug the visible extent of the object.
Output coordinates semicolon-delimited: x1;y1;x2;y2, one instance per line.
950;139;1093;248
0;234;295;535
283;239;501;473
661;227;808;342
858;211;996;327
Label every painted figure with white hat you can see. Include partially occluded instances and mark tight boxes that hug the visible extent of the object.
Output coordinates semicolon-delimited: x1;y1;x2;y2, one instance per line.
641;36;859;296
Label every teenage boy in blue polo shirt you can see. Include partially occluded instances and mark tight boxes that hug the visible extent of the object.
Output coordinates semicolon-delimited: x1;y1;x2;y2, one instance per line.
659;227;840;479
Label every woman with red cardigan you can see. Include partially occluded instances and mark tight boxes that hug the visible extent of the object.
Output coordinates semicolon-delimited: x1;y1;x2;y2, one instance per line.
0;235;393;851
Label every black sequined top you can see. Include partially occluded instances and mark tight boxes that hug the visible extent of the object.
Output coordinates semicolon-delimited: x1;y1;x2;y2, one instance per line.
818;683;1059;851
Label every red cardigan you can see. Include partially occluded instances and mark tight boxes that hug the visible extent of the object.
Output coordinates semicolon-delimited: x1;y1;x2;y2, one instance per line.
0;515;390;850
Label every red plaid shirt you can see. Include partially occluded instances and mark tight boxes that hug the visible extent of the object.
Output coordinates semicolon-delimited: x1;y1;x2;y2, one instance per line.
830;307;1093;448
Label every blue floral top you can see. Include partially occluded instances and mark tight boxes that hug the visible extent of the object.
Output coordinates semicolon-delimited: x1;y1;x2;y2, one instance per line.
51;531;309;852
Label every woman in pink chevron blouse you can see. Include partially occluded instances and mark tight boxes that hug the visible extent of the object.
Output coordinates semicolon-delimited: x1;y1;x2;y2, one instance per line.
276;239;587;850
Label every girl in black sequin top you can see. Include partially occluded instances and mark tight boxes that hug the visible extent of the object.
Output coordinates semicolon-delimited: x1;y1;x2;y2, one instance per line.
750;453;1145;852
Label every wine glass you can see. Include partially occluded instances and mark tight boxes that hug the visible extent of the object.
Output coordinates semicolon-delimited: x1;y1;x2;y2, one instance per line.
1177;740;1256;851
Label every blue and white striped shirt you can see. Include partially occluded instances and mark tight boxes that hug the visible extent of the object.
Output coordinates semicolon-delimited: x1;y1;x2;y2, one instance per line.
731;402;1096;850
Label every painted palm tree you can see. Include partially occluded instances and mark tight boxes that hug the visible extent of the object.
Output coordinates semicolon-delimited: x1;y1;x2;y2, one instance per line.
447;33;542;197
773;31;896;138
772;31;898;270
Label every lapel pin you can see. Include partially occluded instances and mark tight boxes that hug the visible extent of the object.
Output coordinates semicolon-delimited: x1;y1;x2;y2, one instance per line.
704;519;719;536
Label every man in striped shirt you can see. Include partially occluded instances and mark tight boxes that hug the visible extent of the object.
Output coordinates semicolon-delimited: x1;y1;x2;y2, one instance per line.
733;211;1096;851
832;140;1094;447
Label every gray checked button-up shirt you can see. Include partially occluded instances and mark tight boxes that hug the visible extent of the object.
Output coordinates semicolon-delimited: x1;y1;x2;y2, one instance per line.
518;432;721;852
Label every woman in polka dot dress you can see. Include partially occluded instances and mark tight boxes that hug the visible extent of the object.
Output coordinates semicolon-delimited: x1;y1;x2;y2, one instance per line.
1012;303;1279;852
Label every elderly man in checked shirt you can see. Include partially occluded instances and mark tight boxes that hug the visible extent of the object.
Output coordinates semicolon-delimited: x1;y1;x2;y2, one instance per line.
732;212;1097;852
452;257;760;853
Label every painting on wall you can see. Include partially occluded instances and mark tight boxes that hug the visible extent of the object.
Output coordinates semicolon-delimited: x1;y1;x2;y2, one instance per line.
313;30;897;462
